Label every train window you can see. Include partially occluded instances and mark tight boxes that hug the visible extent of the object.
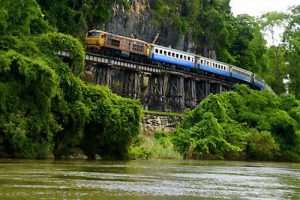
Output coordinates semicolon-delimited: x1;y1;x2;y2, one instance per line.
164;51;166;55
88;31;99;37
101;34;104;38
180;55;183;59
184;56;186;60
160;50;163;54
155;49;158;53
176;54;179;58
172;52;175;57
168;52;171;56
107;38;120;47
133;44;144;52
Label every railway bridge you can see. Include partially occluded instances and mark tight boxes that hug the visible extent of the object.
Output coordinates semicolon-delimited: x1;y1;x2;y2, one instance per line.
58;51;253;112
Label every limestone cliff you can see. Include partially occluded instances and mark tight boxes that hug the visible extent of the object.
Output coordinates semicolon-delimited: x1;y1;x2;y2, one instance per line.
104;0;195;52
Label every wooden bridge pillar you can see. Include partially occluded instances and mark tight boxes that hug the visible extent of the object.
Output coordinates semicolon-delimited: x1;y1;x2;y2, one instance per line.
210;82;218;94
216;84;225;94
184;78;197;108
165;75;185;112
144;74;165;111
120;70;141;99
95;65;112;87
195;81;205;103
204;82;210;97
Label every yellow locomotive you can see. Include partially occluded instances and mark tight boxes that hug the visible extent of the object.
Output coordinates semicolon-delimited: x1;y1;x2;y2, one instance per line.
85;30;151;60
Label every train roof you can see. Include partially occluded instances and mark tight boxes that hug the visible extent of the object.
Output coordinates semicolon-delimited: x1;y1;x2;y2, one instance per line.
151;44;196;56
87;30;148;44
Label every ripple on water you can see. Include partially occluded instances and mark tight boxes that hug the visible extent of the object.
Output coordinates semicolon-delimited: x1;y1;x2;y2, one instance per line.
0;160;299;200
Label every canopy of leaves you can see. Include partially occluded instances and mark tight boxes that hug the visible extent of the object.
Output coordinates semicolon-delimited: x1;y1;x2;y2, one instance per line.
173;85;300;161
0;0;142;159
36;0;130;37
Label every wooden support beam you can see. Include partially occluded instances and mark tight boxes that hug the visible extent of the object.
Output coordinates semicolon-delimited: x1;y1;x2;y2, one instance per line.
96;65;112;87
184;79;197;108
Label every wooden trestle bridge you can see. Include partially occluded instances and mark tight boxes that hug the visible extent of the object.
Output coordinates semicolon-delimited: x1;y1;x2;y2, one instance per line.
58;51;242;112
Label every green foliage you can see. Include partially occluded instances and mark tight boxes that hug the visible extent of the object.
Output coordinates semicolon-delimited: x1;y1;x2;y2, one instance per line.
181;94;230;129
173;85;300;161
0;0;42;35
143;110;184;117
82;85;142;160
0;0;143;160
0;50;60;158
247;130;280;160
37;0;130;37
230;15;267;72
174;112;241;159
129;132;182;160
37;33;85;75
264;46;287;94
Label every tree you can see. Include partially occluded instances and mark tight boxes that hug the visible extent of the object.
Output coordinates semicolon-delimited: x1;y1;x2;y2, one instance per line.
0;0;45;35
284;5;300;99
230;15;266;73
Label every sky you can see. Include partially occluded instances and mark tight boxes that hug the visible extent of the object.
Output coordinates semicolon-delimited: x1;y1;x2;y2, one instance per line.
230;0;300;46
230;0;300;16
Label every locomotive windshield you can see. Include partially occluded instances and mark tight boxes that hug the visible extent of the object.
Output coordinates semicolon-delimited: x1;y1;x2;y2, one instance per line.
87;31;100;37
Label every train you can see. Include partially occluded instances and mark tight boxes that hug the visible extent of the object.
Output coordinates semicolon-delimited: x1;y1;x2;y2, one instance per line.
84;30;268;90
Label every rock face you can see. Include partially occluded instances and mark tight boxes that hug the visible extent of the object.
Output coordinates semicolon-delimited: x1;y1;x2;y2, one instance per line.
142;114;183;136
105;0;195;52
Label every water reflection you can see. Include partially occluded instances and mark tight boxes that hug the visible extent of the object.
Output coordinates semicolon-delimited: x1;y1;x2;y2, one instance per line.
0;159;299;199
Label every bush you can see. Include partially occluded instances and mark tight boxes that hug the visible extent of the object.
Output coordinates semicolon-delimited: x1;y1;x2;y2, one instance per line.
172;84;300;161
82;85;142;160
129;133;182;160
247;130;280;160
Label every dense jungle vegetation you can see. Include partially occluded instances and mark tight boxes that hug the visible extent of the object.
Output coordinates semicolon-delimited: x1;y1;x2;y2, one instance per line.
1;0;300;161
0;0;141;159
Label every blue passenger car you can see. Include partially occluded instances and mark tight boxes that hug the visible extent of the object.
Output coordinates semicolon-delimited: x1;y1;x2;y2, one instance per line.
150;44;195;69
230;66;253;83
253;75;266;89
197;57;231;77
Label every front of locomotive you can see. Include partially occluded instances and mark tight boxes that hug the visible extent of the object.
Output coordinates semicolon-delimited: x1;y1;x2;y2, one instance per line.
84;30;105;52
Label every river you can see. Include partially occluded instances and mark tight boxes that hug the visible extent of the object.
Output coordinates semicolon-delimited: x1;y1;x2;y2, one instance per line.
0;159;299;199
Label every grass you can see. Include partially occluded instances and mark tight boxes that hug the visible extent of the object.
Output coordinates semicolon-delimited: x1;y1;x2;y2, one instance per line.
129;136;182;160
143;110;184;117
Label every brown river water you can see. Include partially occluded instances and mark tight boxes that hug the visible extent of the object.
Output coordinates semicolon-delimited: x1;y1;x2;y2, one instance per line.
0;159;299;199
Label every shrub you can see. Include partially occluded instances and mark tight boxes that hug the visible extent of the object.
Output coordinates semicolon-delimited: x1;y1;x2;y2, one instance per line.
247;130;280;160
